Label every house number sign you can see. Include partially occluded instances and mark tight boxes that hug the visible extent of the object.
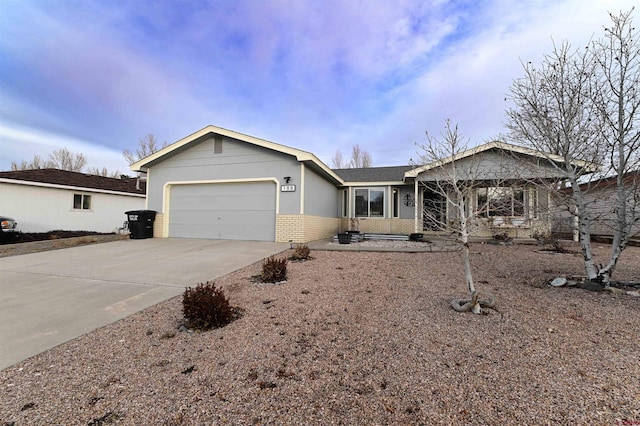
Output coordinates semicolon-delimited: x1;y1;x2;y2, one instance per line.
281;185;296;192
404;193;414;206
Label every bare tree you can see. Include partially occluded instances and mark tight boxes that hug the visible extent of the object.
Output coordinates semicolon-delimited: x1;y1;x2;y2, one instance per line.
86;166;122;178
11;147;87;172
507;8;640;286
123;133;168;165
349;144;373;168
590;8;640;278
415;120;496;314
11;155;46;171
331;144;373;168
331;149;345;168
49;147;87;171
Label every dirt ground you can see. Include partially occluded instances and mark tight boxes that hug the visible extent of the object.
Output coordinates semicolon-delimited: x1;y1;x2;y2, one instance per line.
0;233;128;258
0;241;639;425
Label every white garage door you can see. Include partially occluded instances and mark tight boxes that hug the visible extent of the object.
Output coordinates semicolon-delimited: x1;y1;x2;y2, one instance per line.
168;181;276;241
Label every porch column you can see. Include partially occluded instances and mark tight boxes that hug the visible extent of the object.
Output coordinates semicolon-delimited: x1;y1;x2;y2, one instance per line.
414;180;419;232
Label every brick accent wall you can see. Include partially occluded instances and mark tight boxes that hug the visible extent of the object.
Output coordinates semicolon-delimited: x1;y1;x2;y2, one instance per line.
342;218;415;234
276;214;339;243
153;213;165;238
302;215;340;242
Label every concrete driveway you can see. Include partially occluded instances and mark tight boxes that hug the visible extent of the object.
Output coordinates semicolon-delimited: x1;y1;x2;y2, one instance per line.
0;238;288;370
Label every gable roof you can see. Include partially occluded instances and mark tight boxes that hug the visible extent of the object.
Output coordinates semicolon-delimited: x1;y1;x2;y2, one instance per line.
130;125;344;185
404;141;599;179
333;165;415;183
0;169;146;195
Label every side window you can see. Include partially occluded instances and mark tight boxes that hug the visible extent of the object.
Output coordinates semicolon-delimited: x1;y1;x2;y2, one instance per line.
392;189;399;218
73;194;91;210
342;189;348;217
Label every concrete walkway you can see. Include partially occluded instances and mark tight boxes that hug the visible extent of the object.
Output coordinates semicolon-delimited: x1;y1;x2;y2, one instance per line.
0;238;288;370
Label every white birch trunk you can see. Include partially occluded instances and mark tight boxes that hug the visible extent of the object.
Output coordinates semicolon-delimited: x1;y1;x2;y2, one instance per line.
597;175;630;286
457;194;480;314
571;181;599;280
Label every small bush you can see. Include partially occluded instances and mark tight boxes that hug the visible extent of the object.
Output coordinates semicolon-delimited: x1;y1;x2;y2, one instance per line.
290;244;311;261
546;233;570;253
182;281;234;330
533;231;569;253
492;232;513;243
531;231;547;244
261;256;287;283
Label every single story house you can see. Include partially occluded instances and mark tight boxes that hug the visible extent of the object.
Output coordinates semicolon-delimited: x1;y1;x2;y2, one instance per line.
0;169;146;233
130;125;592;243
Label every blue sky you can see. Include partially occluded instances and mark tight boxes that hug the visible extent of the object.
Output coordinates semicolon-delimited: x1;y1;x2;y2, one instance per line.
1;0;637;174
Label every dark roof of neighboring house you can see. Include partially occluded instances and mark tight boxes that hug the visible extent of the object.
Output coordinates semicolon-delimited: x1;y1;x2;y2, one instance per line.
332;165;416;182
574;169;640;191
0;169;146;195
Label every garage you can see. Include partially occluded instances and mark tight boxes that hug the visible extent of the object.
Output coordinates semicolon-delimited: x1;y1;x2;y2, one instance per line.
168;181;277;241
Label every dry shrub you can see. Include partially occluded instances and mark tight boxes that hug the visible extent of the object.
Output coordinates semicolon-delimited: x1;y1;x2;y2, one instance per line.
182;281;234;330
290;244;311;260
261;256;287;283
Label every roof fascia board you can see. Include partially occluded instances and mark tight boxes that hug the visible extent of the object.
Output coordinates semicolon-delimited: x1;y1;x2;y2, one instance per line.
300;159;344;185
130;125;344;185
0;178;145;197
340;181;406;186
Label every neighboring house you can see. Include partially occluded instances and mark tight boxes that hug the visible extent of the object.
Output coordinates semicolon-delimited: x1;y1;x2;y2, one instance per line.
552;170;640;240
130;125;591;243
0;169;146;233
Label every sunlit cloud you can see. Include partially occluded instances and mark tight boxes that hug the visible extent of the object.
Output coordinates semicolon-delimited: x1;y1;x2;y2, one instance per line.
1;0;637;172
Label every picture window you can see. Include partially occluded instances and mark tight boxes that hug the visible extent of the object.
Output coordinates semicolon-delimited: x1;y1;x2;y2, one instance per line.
355;187;384;218
477;187;524;217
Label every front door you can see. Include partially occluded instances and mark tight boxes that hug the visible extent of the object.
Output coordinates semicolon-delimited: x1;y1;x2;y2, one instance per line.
423;188;446;231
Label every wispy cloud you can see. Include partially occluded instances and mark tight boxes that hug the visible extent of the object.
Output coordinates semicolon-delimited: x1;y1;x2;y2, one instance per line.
1;0;637;171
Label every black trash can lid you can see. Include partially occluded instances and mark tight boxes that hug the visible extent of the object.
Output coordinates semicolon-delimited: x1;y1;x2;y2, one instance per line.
125;210;157;215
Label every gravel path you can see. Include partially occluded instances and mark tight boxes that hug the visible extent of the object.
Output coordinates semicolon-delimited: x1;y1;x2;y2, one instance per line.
1;243;639;425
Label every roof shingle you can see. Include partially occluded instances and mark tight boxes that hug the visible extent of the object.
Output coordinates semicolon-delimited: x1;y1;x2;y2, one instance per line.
0;169;146;195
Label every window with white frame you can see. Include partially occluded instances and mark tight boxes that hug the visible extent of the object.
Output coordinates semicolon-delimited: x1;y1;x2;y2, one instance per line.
355;187;384;217
73;194;92;210
476;187;524;217
392;188;399;218
342;189;348;217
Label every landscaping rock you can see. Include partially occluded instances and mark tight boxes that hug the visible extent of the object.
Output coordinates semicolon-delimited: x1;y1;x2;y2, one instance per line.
550;277;567;287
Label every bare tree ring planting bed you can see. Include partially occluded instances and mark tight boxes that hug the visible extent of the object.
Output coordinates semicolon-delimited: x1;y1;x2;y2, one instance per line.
1;243;639;425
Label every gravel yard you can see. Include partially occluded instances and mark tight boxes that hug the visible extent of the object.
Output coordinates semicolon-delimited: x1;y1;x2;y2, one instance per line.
1;243;639;425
